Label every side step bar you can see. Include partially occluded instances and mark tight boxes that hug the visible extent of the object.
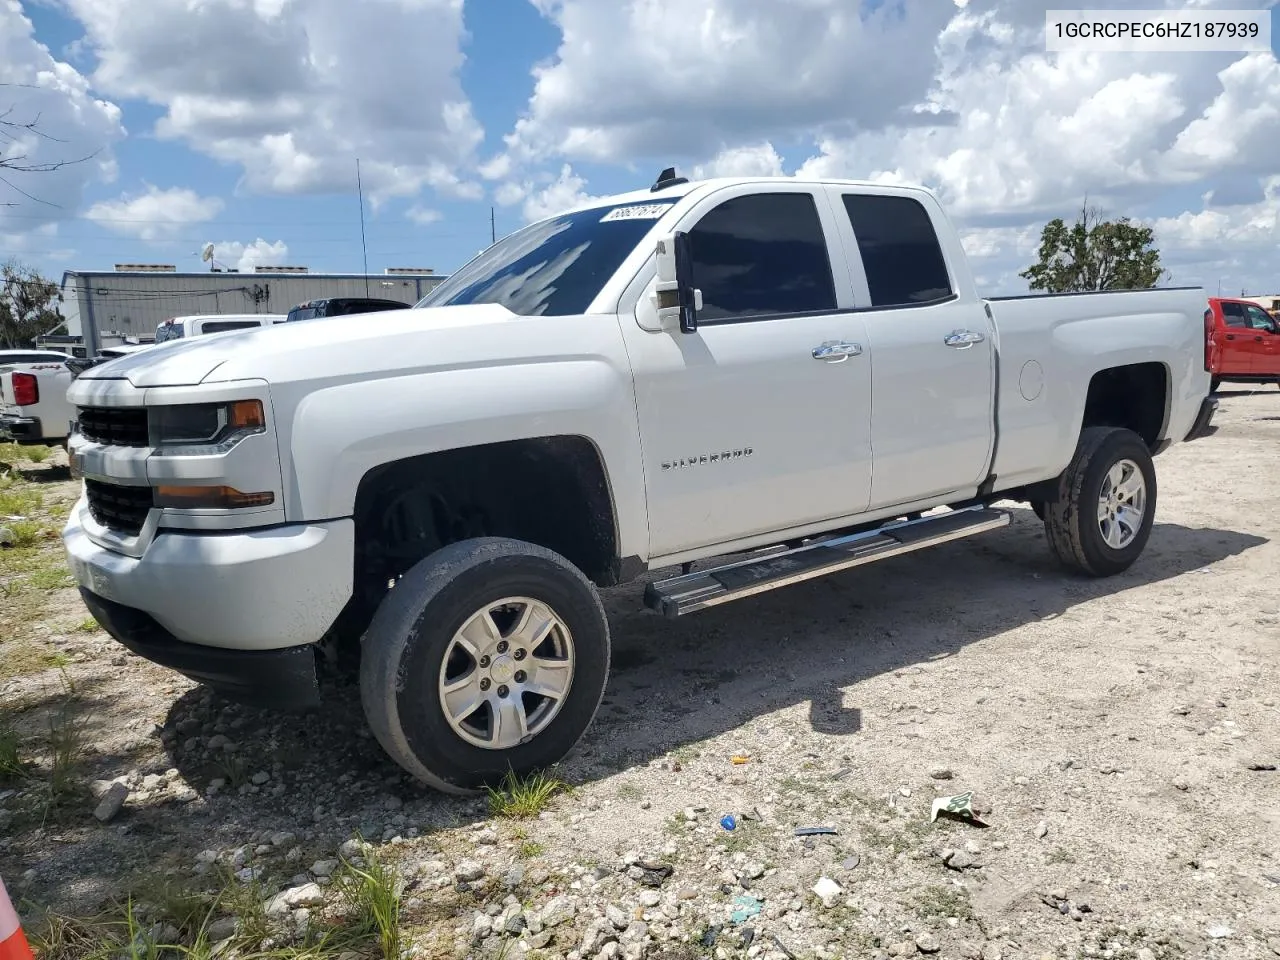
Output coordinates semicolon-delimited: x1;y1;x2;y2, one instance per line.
644;506;1010;618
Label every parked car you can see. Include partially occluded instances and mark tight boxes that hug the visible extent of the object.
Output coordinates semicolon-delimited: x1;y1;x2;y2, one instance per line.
1;353;73;447
285;297;411;323
63;172;1216;793
155;314;285;344
1205;296;1280;391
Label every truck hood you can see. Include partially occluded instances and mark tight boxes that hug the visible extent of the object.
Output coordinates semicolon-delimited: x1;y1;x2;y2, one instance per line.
76;304;521;388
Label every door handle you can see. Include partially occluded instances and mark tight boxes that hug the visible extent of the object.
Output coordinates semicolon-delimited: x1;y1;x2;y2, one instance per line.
943;329;985;348
1255;336;1264;342
811;340;863;362
1226;334;1236;340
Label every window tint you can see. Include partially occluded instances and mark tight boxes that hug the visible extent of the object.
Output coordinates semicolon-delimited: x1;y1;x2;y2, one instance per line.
1221;302;1247;326
155;324;184;342
841;194;953;307
418;200;677;316
287;307;318;323
201;320;261;334
687;192;836;321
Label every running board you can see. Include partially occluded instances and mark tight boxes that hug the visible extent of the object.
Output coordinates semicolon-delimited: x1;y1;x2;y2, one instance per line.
644;506;1011;618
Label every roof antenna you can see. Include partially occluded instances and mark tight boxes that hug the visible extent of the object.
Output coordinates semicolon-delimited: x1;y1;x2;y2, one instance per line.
651;166;689;192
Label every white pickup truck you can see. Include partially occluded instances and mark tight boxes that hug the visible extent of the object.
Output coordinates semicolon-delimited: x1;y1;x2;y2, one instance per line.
1;351;74;447
62;173;1217;793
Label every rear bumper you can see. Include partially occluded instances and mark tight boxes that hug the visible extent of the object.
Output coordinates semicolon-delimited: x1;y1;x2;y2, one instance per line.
79;588;320;709
0;413;43;443
1184;396;1218;442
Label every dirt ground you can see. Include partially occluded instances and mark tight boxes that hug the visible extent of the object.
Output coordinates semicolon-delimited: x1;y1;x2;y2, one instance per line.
2;387;1279;960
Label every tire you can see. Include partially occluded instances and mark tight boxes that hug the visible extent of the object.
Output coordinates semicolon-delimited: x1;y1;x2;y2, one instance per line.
1210;376;1221;393
359;537;610;794
1030;501;1045;521
1043;426;1157;578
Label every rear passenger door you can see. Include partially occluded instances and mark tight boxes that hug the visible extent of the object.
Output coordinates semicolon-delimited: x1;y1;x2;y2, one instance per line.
1244;304;1280;375
823;187;994;510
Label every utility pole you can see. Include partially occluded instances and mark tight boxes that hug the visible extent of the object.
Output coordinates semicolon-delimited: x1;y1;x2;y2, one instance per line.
490;207;496;245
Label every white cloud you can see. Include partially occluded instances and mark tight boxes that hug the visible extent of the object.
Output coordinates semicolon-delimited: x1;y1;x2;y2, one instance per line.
502;0;1280;292
208;238;290;273
494;164;603;222
0;0;124;229
406;205;442;226
85;185;224;240
60;0;482;205
691;143;785;180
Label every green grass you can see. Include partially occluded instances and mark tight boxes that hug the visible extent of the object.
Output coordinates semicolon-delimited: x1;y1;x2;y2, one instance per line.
517;840;545;859
0;719;26;783
912;884;975;922
486;768;566;819
3;519;47;548
334;854;404;959
0;479;40;517
46;696;90;805
24;445;54;464
28;565;75;590
75;617;102;633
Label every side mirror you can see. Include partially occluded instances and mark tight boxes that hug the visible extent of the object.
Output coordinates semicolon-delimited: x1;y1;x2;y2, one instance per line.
652;231;701;333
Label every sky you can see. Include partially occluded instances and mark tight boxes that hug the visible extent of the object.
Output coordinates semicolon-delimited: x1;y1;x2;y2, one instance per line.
0;0;1277;297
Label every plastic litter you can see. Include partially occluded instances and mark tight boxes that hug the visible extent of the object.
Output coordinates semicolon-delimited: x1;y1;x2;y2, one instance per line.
730;755;750;765
730;894;763;924
930;791;975;822
812;876;843;899
720;814;737;831
794;826;837;836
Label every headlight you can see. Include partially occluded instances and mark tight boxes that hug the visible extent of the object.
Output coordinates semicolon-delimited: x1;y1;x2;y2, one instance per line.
150;400;265;456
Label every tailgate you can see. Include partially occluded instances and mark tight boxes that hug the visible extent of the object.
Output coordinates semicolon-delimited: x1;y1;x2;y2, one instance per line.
0;370;15;407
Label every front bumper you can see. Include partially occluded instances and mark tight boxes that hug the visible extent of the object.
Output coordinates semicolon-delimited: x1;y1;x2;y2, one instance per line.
0;413;42;443
63;495;354;651
1183;395;1218;442
79;588;321;709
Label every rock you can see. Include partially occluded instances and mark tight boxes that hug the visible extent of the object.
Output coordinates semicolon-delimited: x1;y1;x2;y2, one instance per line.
915;933;941;954
503;913;527;936
1172;778;1190;792
944;851;977;871
1049;889;1067;903
958;942;981;959
812;877;842;900
270;831;295;847
928;767;954;781
540;897;573;928
640;800;652;810
599;943;621;960
339;839;369;860
1069;907;1083;922
503;865;525;888
1206;925;1233;939
142;774;164;791
0;527;15;547
311;859;339;877
207;735;231;751
1034;821;1048;839
89;779;119;799
1135;950;1155;960
638;891;661;908
455;860;485;883
266;883;325;916
207;917;238;942
472;913;493;941
93;783;129;822
841;855;861;871
474;828;499;845
980;946;1002;960
741;862;766;881
606;905;629;930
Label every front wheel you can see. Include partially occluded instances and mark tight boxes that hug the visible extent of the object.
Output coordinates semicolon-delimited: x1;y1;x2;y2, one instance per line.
1043;427;1156;578
359;537;611;794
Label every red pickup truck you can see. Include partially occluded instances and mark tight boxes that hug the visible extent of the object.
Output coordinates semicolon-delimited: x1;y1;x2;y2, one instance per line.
1206;296;1280;392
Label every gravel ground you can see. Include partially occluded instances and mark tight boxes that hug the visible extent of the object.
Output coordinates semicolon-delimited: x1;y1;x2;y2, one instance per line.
2;387;1279;960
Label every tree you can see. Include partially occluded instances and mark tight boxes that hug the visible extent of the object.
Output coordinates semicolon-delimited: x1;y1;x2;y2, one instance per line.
0;260;65;349
1020;202;1169;293
1;84;98;207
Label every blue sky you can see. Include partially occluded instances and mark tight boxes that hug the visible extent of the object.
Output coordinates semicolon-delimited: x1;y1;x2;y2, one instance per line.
2;0;1278;294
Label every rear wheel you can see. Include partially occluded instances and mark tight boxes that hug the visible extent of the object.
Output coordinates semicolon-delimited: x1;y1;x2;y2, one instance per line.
1043;427;1156;578
1210;376;1222;393
359;537;610;794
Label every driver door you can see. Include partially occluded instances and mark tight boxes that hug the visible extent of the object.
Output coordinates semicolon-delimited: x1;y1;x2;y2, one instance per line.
622;185;875;560
1244;304;1280;376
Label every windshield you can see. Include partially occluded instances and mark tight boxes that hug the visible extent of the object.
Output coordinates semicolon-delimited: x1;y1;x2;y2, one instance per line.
415;200;678;316
155;323;184;343
287;306;318;323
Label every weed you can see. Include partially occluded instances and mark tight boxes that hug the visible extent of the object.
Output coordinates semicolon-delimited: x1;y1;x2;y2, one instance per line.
24;445;53;464
46;697;90;805
334;852;403;959
29;564;75;591
912;884;975;922
517;840;545;859
486;768;565;819
0;475;40;516
44;651;72;668
0;720;25;782
76;616;101;632
3;520;46;548
215;755;250;789
615;781;642;801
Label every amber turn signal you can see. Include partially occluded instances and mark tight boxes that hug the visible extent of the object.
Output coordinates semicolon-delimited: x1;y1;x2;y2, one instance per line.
227;400;266;430
154;485;275;509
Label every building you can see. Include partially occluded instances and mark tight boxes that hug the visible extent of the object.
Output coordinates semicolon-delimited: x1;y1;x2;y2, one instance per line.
53;264;449;355
1243;293;1280;315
